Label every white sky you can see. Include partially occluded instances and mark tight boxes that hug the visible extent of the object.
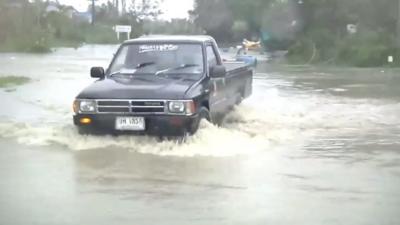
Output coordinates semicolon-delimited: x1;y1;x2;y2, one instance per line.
58;0;194;20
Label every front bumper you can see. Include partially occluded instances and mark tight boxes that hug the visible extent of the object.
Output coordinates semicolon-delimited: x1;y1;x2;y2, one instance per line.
73;113;198;136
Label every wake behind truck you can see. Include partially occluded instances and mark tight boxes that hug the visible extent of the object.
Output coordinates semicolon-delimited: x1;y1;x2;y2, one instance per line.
73;35;253;136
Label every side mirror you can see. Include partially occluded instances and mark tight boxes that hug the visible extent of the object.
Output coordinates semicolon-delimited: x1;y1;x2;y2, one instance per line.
210;65;226;78
90;67;105;79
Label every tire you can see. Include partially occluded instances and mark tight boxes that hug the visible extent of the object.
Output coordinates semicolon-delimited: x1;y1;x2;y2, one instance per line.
235;92;244;105
77;126;102;135
189;107;211;135
77;126;91;135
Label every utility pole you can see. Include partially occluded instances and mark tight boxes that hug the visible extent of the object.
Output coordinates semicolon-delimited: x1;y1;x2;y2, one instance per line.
115;0;120;16
121;0;126;15
397;0;400;47
91;0;95;25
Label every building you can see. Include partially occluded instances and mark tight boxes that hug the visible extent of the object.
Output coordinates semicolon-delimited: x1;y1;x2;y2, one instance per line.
64;6;78;19
45;1;60;13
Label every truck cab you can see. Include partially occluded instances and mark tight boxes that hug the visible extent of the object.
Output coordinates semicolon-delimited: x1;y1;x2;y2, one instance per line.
73;35;253;136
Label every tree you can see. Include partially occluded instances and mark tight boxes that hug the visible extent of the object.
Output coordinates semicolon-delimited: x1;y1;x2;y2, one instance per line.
128;0;162;20
192;0;233;42
287;0;400;66
226;0;274;36
96;2;119;24
191;0;278;42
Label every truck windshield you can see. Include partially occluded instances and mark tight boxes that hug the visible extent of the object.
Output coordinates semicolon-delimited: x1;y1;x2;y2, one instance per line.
109;43;204;76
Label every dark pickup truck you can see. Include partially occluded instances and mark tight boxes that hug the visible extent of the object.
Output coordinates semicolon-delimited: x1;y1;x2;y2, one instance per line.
73;35;253;136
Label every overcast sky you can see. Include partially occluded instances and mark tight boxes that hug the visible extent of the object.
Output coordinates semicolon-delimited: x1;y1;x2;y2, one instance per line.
58;0;194;20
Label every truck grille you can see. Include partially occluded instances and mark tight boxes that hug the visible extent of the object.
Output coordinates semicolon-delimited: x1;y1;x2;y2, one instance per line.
96;100;165;114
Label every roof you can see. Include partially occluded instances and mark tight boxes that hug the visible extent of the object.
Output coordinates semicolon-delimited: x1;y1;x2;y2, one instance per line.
46;5;60;12
65;6;78;11
124;35;215;44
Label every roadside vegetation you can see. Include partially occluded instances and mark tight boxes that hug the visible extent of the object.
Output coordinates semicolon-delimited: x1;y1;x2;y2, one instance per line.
0;0;116;53
1;0;399;67
0;76;31;88
0;0;201;53
191;0;400;67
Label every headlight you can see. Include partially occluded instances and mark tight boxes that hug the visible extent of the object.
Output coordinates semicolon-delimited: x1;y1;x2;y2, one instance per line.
79;100;96;113
168;101;195;115
168;101;185;113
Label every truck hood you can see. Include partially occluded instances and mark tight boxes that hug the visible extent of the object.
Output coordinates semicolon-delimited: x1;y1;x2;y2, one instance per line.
76;75;200;99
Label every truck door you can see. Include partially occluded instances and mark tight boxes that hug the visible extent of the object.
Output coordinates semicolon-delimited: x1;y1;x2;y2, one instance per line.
206;44;228;116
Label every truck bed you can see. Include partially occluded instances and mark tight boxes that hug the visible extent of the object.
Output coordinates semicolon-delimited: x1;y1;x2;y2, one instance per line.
223;62;249;75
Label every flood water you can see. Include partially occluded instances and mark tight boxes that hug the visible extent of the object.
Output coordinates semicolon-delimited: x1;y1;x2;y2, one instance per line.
0;45;400;225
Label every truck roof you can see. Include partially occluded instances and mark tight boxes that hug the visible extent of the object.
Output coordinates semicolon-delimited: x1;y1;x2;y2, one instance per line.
124;35;216;44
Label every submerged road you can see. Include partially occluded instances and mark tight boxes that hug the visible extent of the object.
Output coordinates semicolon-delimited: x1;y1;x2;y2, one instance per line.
0;46;399;225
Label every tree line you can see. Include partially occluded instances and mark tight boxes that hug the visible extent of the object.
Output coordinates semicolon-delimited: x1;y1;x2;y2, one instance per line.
0;0;200;52
1;0;399;66
192;0;400;66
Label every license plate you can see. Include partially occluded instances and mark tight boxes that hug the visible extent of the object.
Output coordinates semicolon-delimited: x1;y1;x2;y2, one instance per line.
115;117;145;131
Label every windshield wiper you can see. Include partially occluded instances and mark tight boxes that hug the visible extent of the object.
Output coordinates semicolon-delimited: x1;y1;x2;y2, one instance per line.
135;61;155;69
155;64;199;76
109;61;155;77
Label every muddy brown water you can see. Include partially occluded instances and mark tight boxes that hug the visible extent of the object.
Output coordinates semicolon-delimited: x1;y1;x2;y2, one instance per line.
0;45;399;225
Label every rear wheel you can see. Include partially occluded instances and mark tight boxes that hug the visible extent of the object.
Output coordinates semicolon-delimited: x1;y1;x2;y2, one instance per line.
235;91;244;105
189;107;211;135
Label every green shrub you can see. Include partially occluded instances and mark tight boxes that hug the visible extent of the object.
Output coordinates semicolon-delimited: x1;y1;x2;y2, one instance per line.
0;76;31;88
287;29;399;67
81;24;119;44
337;31;392;67
287;38;315;64
0;28;51;53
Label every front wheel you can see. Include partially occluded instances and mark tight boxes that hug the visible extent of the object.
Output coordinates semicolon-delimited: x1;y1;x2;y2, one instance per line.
188;107;211;135
77;126;91;135
77;126;104;135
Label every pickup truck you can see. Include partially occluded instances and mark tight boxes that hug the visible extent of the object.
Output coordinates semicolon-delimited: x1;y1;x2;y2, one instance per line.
73;35;253;136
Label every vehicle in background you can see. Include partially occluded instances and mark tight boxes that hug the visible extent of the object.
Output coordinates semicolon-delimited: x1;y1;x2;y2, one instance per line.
242;39;262;51
222;46;258;67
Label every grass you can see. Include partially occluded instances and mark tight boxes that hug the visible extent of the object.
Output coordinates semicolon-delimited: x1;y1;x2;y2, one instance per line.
0;76;31;88
0;24;119;53
0;40;52;53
